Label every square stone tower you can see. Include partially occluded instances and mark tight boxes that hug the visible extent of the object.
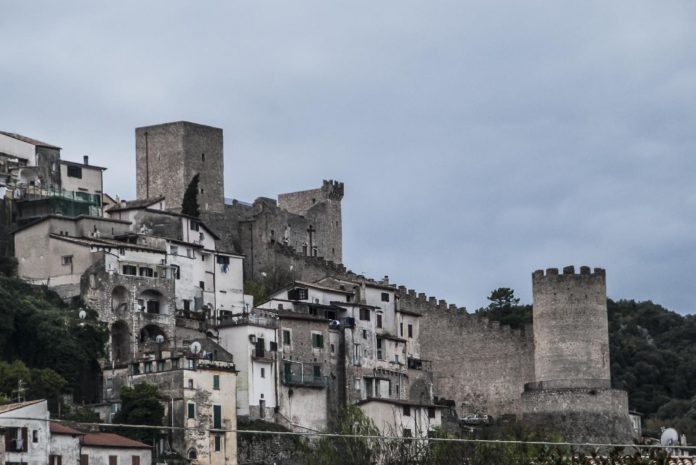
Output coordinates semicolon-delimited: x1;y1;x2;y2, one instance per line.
135;121;224;213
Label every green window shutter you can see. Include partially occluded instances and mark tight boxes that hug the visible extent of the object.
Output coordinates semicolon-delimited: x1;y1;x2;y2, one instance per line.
213;405;222;429
213;375;220;390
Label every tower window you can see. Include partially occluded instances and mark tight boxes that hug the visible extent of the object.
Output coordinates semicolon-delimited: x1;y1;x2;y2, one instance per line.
202;153;205;161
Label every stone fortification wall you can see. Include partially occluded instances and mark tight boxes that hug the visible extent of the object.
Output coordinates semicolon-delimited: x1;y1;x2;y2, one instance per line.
521;388;633;444
532;266;610;388
399;289;535;418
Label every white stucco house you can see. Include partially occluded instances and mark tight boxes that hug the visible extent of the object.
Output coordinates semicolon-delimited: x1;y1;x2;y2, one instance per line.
0;400;51;465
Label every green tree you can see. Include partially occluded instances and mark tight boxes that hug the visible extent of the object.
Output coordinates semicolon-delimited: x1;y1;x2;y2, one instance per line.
309;405;381;465
181;173;201;217
113;383;164;444
487;287;520;310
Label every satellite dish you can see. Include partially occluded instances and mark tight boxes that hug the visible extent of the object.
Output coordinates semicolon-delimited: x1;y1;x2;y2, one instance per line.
190;341;202;354
78;310;87;320
661;428;679;447
155;335;165;344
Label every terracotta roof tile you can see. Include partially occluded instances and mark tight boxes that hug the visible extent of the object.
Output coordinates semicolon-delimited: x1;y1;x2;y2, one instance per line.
81;432;151;449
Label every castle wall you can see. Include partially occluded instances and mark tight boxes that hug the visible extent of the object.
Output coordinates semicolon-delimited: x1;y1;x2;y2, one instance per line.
406;294;535;418
136;122;224;213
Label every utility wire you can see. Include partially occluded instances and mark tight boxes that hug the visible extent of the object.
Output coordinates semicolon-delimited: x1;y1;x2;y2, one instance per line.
1;416;693;451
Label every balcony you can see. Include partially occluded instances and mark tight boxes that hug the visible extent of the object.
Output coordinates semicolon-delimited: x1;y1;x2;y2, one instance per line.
281;361;326;388
251;348;276;364
216;312;278;329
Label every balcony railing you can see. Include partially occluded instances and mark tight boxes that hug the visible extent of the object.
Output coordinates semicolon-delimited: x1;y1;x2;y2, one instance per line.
282;361;326;388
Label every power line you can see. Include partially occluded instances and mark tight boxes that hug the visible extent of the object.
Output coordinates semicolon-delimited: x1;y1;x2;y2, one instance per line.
1;416;693;451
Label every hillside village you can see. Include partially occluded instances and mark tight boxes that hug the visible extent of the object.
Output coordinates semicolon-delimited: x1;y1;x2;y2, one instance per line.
0;122;638;465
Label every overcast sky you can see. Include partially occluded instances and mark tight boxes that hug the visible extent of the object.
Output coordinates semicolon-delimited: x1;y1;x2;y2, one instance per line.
2;1;695;313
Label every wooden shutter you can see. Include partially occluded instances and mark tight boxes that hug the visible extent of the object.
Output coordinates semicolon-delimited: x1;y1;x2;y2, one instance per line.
80;454;89;465
132;456;140;465
21;427;28;451
109;455;118;465
4;429;11;452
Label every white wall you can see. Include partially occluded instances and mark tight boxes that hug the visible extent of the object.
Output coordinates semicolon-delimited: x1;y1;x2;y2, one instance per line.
60;162;103;194
80;446;151;465
359;402;442;437
0;133;35;163
50;433;80;465
0;401;50;465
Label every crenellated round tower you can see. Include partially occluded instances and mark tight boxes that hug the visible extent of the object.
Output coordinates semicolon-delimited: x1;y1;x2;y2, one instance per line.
532;266;610;390
522;266;634;445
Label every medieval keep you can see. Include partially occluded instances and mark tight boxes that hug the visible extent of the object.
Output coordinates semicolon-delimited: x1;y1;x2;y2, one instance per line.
0;122;634;464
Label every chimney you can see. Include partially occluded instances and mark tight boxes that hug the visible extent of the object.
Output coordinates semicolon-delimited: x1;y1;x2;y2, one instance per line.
83;155;89;165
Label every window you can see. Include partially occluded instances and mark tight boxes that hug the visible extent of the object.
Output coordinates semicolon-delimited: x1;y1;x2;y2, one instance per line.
330;343;335;354
144;361;153;373
216;255;230;265
187;248;194;258
362;329;368;340
188;379;194;389
213;375;220;390
261;367;266;378
146;300;160;314
61;255;73;266
359;308;370;321
354;378;361;391
123;265;137;276
67;165;82;178
202;153;205;161
428;407;436;418
199;281;205;290
108;456;117;465
157;360;165;371
214;433;221;452
403;428;412;438
313;365;321;379
283;329;291;345
170;245;178;255
187;403;195;419
408;324;413;338
172;265;180;280
377;338;383;360
353;344;360;366
50;455;63;465
269;341;278;351
105;377;113;388
191;221;200;231
132;363;140;375
132;456;140;465
312;333;324;349
376;314;383;329
403;405;411;416
139;267;153;277
381;292;390;302
33;429;39;443
400;322;404;337
213;405;222;429
81;455;89;465
187;358;195;369
183;299;191;311
172;358;180;369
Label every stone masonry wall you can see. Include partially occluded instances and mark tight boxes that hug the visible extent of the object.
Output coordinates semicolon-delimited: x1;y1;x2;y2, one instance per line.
136;121;224;213
532;266;610;388
410;296;535;418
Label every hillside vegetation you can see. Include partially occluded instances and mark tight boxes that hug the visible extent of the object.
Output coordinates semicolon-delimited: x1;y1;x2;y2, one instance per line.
0;276;108;408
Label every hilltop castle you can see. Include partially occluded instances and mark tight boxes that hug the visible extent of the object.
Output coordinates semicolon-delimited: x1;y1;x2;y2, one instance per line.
1;122;634;463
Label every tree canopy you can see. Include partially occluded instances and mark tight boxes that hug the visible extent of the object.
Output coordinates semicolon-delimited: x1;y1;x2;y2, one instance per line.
181;173;201;217
113;383;164;444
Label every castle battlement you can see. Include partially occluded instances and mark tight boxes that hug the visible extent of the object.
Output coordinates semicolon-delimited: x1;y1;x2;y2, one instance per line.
532;265;605;280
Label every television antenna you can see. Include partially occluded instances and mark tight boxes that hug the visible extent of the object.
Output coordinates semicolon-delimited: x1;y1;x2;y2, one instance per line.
12;379;26;403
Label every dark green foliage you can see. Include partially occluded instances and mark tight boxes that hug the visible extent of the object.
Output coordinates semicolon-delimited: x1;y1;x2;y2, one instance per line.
0;256;17;277
476;288;532;330
112;383;164;444
0;360;66;409
308;405;381;465
0;276;108;404
181;173;201;217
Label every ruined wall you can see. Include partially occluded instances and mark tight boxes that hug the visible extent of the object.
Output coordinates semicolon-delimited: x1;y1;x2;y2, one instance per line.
136;121;224;213
277;180;343;264
403;291;535;418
